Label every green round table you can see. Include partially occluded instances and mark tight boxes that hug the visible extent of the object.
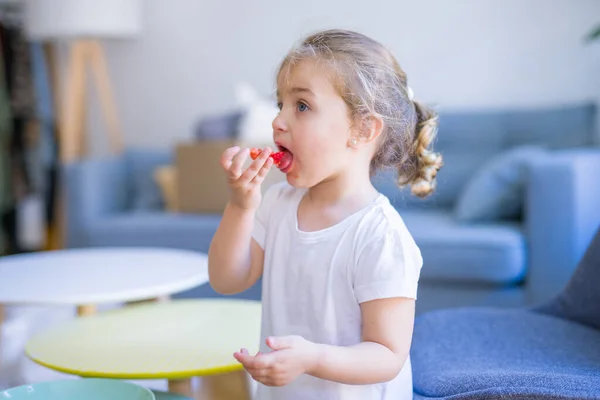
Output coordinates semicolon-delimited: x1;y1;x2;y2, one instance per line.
2;378;155;400
24;299;261;398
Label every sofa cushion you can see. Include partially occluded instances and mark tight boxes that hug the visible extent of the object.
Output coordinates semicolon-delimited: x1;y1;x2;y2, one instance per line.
125;149;173;211
454;145;547;222
87;212;221;253
411;308;600;399
400;210;525;284
503;103;597;148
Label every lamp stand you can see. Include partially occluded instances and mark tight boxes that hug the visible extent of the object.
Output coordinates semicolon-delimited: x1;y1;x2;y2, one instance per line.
61;39;124;162
45;39;124;250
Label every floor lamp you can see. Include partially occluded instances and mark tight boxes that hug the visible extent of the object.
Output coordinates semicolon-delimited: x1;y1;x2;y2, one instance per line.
23;0;142;248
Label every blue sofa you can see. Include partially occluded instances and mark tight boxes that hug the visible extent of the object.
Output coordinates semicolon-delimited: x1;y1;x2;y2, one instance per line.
63;103;600;313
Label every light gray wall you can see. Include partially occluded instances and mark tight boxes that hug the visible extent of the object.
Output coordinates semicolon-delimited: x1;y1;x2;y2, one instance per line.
63;0;600;153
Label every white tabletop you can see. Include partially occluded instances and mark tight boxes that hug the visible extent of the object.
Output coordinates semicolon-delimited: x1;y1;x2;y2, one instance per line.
0;247;209;305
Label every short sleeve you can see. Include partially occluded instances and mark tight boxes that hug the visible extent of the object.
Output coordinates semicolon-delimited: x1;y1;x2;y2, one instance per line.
251;182;287;249
353;230;423;303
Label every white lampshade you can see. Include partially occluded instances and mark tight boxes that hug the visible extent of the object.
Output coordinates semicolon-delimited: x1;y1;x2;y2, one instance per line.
23;0;142;40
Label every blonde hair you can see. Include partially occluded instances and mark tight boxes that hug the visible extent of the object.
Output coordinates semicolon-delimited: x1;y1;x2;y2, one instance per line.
277;29;443;198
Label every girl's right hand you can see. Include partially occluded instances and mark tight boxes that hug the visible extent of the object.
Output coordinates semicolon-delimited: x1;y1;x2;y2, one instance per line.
220;146;274;211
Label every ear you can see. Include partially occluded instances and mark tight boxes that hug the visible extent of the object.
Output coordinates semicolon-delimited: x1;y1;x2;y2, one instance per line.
364;114;384;142
348;114;384;148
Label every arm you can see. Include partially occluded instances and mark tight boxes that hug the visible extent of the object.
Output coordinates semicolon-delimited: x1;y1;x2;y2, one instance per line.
208;204;264;294
526;149;600;306
235;297;415;387
208;146;273;294
309;297;414;384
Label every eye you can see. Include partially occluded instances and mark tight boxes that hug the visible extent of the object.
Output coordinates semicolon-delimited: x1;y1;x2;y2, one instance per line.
297;101;310;112
277;102;283;110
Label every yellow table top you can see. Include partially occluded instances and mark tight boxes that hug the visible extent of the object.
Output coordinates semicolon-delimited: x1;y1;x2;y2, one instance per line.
25;299;261;379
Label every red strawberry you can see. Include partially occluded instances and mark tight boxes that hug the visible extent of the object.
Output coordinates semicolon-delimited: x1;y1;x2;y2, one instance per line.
250;148;262;160
270;152;284;165
249;148;284;166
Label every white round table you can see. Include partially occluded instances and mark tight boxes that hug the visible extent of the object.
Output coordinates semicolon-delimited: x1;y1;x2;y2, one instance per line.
0;247;209;391
0;247;209;315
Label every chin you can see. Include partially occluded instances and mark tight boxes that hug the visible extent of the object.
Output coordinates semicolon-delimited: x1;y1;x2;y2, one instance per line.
285;174;302;188
285;173;309;188
286;172;325;190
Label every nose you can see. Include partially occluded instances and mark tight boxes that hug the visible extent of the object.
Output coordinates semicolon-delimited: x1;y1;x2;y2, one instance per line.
272;112;288;135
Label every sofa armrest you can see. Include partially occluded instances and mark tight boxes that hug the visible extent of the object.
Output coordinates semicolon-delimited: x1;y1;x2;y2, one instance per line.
62;155;129;247
526;149;600;306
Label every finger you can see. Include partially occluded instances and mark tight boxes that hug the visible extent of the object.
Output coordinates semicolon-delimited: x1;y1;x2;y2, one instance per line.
266;336;296;351
228;148;250;180
251;157;273;185
240;147;272;183
220;146;241;171
234;356;253;370
233;349;255;368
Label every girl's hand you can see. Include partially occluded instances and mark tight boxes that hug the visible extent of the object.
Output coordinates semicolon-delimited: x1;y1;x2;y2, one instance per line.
220;146;274;211
233;336;321;387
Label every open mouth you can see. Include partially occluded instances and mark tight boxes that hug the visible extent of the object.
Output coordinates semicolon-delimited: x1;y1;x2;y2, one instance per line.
276;144;294;173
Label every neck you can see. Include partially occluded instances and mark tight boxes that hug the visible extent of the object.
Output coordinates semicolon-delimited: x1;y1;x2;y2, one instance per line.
306;164;377;208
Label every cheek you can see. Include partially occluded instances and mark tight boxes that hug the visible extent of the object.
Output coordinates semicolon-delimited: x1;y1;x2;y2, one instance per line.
291;111;349;167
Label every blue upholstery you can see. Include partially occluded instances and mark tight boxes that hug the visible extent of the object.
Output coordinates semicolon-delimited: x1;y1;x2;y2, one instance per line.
411;226;600;399
536;225;600;331
63;156;129;248
526;149;600;305
454;146;547;222
401;210;525;284
125;149;173;211
87;212;221;252
412;309;600;399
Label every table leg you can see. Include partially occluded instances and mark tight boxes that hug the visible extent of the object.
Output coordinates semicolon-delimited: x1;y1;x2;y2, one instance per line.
197;371;252;400
168;378;193;397
76;305;96;317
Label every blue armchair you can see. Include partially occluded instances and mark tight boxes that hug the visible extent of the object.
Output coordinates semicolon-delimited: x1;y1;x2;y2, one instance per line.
411;223;600;399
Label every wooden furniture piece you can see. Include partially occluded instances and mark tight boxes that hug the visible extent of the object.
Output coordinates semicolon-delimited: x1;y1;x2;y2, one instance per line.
25;299;262;399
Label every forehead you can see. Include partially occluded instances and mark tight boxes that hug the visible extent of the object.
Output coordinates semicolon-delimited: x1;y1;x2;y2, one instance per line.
277;58;340;98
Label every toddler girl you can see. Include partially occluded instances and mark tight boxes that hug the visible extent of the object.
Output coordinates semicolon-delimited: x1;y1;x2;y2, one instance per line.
208;29;443;400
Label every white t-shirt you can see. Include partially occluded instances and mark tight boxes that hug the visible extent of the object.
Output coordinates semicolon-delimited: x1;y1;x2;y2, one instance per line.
251;182;423;400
